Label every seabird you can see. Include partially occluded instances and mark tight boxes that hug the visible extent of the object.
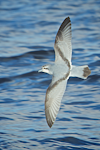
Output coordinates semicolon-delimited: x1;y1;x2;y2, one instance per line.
38;17;91;128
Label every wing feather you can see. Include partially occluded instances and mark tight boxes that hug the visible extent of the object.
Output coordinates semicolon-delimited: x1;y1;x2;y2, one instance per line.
45;78;67;128
54;17;72;64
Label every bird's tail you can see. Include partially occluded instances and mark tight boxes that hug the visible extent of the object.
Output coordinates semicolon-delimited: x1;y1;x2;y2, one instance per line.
70;65;91;79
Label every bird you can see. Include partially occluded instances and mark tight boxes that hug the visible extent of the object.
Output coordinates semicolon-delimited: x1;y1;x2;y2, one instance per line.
38;17;91;128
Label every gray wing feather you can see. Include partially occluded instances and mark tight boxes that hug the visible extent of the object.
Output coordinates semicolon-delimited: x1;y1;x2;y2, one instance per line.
45;78;67;128
54;17;72;64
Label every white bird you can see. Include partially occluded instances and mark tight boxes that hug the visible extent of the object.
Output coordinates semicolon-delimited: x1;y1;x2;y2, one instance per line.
38;17;91;128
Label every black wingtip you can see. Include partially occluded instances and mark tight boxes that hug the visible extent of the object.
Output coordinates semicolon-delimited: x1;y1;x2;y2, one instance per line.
58;17;71;32
47;118;54;128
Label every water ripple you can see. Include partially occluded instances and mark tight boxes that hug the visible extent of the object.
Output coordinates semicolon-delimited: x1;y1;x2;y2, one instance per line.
0;0;100;149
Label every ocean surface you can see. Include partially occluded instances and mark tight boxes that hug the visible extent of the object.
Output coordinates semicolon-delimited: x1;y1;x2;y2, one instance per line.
0;0;100;149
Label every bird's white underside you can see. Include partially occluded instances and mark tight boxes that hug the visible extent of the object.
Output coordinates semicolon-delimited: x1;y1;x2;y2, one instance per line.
39;17;91;128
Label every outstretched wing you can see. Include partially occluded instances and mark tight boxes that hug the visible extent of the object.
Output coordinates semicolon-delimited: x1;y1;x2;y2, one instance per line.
45;74;68;128
54;17;72;64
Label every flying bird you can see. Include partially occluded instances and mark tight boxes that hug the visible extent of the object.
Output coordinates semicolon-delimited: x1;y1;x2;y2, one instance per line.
38;17;91;128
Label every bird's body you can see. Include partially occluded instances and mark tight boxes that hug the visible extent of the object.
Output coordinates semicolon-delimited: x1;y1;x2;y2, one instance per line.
39;17;91;128
51;62;69;78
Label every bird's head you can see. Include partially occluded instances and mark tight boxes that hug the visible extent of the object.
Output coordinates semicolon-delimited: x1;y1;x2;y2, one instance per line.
38;65;53;74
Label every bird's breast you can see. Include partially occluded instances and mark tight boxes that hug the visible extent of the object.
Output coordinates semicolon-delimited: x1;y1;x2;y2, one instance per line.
53;63;70;77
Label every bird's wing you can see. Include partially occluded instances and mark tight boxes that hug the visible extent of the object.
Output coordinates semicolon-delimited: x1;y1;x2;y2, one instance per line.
45;73;69;128
54;17;72;64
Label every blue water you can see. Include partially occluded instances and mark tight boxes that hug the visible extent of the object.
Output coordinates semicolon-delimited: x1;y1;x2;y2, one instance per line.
0;0;100;149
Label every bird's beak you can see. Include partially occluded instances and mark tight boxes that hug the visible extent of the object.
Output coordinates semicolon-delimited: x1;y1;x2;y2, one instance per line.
38;69;42;73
